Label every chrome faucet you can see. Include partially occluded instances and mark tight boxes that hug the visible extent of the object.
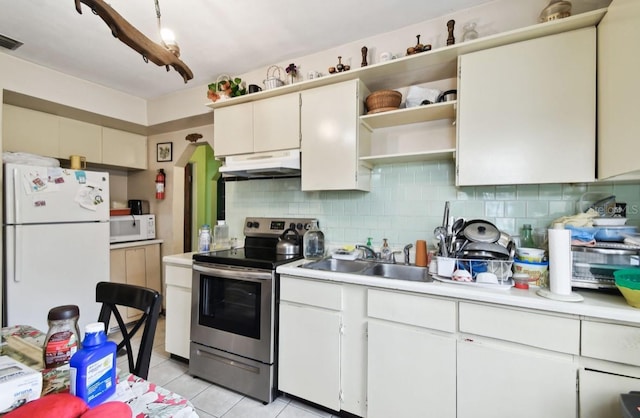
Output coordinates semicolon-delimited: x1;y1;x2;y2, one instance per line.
356;244;378;260
403;243;413;265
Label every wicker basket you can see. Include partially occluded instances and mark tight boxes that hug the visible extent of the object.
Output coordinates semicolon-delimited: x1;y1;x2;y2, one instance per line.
264;66;285;90
365;90;402;114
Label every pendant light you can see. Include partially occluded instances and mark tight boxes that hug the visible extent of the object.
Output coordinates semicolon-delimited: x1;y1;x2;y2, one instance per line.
75;0;193;82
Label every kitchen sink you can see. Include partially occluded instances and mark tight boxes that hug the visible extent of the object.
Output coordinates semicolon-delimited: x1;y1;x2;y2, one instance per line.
299;258;432;282
361;263;432;282
300;258;371;274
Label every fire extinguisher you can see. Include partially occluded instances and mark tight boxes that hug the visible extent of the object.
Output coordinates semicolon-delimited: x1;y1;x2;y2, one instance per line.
155;169;166;200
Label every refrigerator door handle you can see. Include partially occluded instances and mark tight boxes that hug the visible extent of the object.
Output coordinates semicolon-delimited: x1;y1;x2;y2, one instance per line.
6;226;19;282
11;168;20;224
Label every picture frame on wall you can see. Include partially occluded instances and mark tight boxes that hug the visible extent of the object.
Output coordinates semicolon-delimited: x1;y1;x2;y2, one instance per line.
157;142;173;162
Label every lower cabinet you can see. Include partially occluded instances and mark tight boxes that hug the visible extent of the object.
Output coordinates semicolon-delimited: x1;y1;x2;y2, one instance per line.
278;276;367;416
368;321;456;418
367;289;457;418
164;261;192;359
109;243;161;323
457;340;577;418
580;320;640;418
279;303;341;410
457;302;579;418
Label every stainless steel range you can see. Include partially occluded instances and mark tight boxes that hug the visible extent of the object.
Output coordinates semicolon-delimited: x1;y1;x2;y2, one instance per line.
189;217;317;404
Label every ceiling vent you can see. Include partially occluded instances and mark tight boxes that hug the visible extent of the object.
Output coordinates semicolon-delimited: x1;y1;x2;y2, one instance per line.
0;33;23;51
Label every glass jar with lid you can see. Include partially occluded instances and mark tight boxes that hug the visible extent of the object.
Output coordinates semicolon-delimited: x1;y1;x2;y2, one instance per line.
44;304;82;368
303;220;325;260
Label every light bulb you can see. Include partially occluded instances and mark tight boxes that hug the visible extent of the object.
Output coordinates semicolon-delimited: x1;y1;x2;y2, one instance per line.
160;28;175;44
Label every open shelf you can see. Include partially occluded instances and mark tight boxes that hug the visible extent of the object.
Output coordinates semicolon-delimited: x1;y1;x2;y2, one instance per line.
360;101;456;130
360;149;456;165
205;8;607;110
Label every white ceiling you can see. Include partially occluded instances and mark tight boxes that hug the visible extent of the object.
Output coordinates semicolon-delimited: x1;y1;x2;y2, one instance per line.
0;0;501;100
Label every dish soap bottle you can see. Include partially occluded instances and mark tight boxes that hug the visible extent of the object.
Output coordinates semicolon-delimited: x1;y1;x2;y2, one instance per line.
303;220;325;260
381;238;391;261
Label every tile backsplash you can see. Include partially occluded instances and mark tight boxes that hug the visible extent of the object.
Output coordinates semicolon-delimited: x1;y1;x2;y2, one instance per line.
225;160;640;250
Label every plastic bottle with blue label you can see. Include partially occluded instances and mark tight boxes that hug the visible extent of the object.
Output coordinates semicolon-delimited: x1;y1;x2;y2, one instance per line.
69;322;117;408
199;224;211;252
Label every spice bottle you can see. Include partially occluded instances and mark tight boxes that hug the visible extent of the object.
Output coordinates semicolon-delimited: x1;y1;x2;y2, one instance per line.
70;322;117;408
521;224;535;248
44;305;81;368
303;220;325;260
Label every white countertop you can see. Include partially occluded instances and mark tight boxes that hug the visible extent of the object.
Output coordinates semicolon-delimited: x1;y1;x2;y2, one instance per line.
277;259;640;325
110;239;164;250
163;252;196;266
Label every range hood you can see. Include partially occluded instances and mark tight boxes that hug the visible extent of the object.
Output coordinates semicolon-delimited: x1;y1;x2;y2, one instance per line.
218;149;300;178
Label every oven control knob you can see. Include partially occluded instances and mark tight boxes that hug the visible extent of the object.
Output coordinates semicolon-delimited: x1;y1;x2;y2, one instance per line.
253;221;260;229
246;221;252;228
297;223;304;230
289;222;296;230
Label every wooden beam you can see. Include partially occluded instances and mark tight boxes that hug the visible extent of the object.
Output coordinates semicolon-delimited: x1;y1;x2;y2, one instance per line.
75;0;194;83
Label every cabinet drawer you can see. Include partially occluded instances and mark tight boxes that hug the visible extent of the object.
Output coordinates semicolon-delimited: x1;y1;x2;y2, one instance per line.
582;321;640;366
165;264;192;288
459;302;579;354
280;276;342;310
367;289;456;333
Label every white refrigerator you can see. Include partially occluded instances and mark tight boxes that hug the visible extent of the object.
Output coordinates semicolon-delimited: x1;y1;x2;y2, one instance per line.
3;163;110;333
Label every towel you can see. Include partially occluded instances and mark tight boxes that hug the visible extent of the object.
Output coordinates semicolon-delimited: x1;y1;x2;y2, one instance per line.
551;208;599;228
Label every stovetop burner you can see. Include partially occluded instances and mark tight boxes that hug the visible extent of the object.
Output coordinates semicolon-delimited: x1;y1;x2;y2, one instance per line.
192;217;318;270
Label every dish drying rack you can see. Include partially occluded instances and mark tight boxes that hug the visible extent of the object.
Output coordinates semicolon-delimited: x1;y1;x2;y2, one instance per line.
435;256;514;282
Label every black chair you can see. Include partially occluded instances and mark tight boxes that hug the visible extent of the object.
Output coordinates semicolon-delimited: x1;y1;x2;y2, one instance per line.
96;281;162;380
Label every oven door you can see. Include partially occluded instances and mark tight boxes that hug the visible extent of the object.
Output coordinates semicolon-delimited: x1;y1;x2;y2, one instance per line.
191;262;274;364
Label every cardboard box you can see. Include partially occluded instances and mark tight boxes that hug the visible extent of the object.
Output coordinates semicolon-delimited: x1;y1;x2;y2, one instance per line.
0;356;42;413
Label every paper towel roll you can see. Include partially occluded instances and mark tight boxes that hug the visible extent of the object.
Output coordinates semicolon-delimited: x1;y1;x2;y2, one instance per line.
548;226;572;295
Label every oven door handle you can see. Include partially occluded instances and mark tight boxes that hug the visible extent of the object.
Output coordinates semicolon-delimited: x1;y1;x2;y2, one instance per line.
193;263;272;281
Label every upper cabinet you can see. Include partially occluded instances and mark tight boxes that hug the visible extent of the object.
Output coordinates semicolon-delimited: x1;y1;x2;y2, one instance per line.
2;104;59;157
101;127;147;170
301;79;371;191
2;104;147;170
596;0;640;180
456;28;596;186
59;117;102;162
213;92;300;157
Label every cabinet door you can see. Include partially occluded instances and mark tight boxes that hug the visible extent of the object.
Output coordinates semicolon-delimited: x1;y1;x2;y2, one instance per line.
580;369;640;418
213;102;253;156
165;264;192;359
278;302;341;411
253;93;300;153
2;104;59;156
58;117;102;162
457;340;577;418
368;320;456;418
124;248;146;320
301;79;369;191
597;0;640;179
144;244;161;296
457;28;595;186
101;127;147;169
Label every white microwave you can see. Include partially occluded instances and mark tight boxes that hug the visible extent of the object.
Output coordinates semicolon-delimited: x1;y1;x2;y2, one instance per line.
109;214;156;243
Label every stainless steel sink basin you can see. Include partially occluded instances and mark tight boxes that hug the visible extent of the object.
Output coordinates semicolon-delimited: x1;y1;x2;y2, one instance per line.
361;263;432;282
300;258;371;274
299;258;432;282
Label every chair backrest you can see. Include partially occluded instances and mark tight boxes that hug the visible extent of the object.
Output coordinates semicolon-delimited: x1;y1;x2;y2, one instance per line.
95;281;162;380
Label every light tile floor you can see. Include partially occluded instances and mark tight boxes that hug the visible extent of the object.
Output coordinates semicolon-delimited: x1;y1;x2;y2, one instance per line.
120;316;339;418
